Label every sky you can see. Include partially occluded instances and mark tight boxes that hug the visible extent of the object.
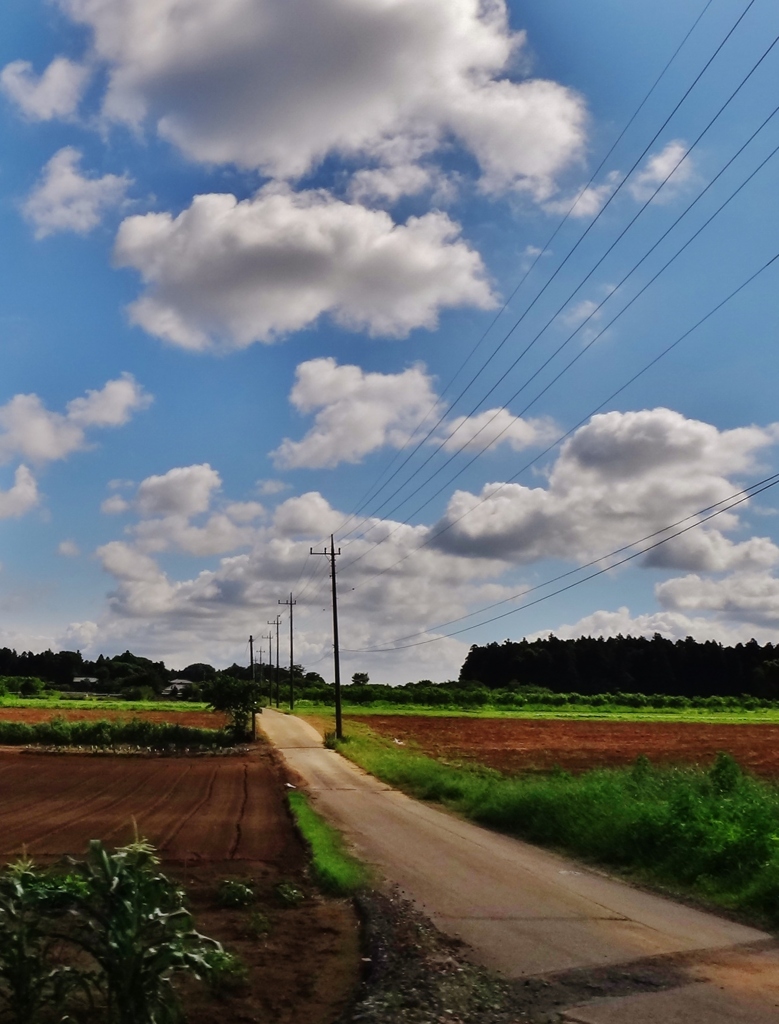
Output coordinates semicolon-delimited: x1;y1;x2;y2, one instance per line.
1;0;779;683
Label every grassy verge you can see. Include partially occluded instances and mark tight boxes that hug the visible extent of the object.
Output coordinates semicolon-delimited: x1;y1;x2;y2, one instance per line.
0;716;234;750
287;790;370;895
294;701;779;724
0;697;210;712
331;724;779;928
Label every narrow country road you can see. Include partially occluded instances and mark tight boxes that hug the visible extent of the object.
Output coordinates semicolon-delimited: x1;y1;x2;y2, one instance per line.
261;709;778;1022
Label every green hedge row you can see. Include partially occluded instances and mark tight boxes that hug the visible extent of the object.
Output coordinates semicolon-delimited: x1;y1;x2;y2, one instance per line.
0;716;233;749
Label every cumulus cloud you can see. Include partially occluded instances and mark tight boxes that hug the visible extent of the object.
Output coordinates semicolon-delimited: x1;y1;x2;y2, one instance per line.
0;374;151;465
23;147;131;239
91;489;502;681
628;140;695;204
0;57;88;120
58;540;80;557
438;408;557;454
56;0;585;198
114;185;495;349
273;358;440;469
657;571;779;626
136;464;221;518
102;464;265;557
542;171;621;218
0;466;39;519
434;408;779;572
542;604;779;647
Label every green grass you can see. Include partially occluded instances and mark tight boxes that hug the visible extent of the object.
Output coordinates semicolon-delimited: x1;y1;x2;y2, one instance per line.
0;697;210;712
0;716;233;750
295;700;779;724
287;791;370;895
332;724;779;928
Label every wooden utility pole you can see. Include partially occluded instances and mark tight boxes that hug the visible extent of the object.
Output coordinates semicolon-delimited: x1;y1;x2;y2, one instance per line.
249;634;256;740
311;534;343;739
263;632;273;705
268;615;281;707
279;593;297;710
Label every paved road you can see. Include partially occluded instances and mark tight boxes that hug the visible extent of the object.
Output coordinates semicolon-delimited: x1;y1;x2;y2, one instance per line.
261;710;776;1019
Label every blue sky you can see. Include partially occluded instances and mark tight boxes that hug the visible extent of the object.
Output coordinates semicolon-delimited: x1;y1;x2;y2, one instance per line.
1;0;778;682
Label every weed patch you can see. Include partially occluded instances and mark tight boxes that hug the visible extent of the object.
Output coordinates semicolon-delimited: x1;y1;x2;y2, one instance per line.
288;791;369;895
336;729;779;927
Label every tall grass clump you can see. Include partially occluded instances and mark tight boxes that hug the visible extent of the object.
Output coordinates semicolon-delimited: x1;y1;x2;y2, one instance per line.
336;730;779;926
287;791;369;895
0;716;234;750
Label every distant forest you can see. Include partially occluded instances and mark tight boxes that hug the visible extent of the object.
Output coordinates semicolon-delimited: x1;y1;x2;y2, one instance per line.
459;634;779;699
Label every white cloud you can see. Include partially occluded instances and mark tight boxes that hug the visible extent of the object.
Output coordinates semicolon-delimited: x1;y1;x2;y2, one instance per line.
542;604;779;647
0;466;39;519
657;571;779;626
136;464;221;518
101;495;129;515
0;57;88;120
23;147;132;239
273;358;440;469
114;185;495;349
434;408;779;571
58;540;80;557
628;140;695;204
90;490;502;681
438;408;557;455
0;375;151;465
256;479;290;497
349;164;435;205
543;172;620;219
57;0;585;198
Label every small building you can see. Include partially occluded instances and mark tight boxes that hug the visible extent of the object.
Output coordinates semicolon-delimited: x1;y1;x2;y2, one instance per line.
160;679;197;698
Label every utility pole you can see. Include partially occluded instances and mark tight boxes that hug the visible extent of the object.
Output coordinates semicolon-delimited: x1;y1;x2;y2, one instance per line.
279;593;297;710
268;615;281;707
249;634;256;740
263;632;273;705
311;534;343;739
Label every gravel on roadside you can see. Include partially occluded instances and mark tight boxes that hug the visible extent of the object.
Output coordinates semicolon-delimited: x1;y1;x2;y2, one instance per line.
339;887;553;1024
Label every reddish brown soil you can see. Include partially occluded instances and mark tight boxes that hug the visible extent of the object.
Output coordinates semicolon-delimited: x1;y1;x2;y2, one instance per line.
0;707;228;728
0;747;359;1024
359;715;779;776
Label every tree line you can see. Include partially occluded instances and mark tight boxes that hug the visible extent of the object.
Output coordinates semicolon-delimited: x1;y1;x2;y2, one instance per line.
458;634;779;699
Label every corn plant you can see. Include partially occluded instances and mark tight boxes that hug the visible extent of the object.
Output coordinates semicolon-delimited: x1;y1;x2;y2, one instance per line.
70;838;220;1024
0;857;89;1024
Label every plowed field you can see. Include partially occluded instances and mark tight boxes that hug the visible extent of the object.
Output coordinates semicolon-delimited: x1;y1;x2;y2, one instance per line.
359;715;779;776
0;749;289;862
0;748;360;1024
0;707;228;728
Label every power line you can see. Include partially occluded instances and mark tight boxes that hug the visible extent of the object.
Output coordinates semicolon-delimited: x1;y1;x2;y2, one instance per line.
343;246;779;588
342;471;779;651
343;472;779;654
338;0;764;537
283;0;724;582
351;23;779;535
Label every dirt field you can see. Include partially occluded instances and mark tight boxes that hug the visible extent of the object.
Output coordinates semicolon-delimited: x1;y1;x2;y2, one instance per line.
0;747;359;1024
0;706;228;728
358;715;779;776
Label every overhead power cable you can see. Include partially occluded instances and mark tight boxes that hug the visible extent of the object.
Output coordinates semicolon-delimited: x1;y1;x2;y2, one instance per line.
353;24;779;534
331;0;718;534
342;246;779;588
337;0;763;537
343;472;779;653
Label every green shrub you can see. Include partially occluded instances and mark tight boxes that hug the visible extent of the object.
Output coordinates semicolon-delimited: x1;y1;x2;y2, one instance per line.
335;730;779;926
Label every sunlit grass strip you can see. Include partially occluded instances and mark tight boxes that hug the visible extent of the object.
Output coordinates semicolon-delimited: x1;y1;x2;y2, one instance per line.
0;698;210;712
334;725;779;928
0;716;233;749
287;791;370;895
295;701;779;724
